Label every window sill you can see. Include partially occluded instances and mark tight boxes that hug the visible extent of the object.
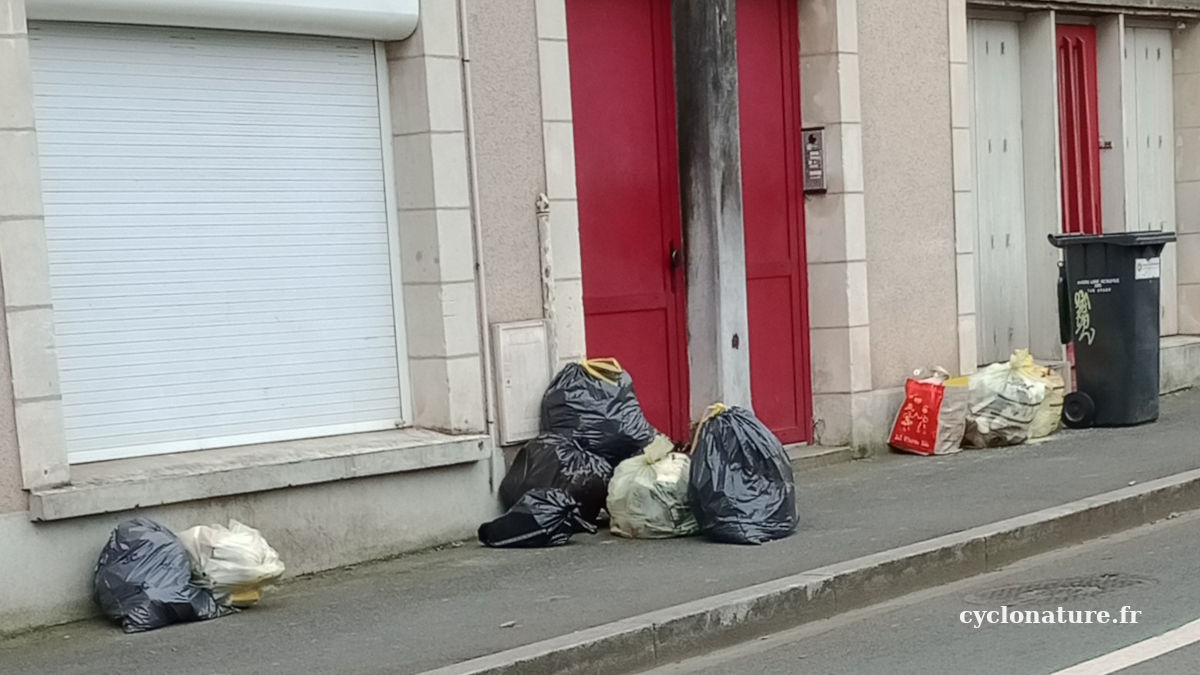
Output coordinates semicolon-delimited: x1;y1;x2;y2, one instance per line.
28;428;491;521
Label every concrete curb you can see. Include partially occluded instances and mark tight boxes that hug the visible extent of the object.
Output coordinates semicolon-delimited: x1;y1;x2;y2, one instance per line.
422;467;1200;675
788;444;856;472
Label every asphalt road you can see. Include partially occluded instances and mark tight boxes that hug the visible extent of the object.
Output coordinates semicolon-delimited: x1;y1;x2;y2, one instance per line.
647;511;1200;675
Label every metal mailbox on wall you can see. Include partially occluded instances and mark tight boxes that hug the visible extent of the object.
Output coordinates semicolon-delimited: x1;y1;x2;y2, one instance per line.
802;126;827;194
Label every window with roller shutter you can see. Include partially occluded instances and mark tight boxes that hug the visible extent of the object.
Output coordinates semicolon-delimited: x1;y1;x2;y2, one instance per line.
28;22;408;463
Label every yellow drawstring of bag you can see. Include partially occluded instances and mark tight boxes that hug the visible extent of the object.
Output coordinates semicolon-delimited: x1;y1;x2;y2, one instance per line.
688;403;728;453
578;358;623;385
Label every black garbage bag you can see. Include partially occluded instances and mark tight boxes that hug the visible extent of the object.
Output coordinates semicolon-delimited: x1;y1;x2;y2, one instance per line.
93;518;226;633
688;405;797;545
499;433;614;524
540;359;657;466
478;488;598;548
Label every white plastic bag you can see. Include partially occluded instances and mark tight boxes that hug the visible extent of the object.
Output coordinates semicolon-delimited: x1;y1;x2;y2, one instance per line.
178;520;285;607
963;350;1049;448
607;435;699;539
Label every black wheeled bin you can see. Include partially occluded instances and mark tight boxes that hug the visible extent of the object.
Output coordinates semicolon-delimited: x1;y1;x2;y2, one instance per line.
1049;231;1175;428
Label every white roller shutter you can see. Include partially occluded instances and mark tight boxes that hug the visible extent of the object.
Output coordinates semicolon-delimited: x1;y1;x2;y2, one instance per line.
29;22;406;463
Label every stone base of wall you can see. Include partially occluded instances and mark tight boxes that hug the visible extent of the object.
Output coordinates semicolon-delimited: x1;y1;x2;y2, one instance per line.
0;458;501;636
1162;335;1200;394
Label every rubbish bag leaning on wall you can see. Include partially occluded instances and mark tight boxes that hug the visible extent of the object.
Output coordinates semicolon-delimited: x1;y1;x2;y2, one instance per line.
888;368;969;456
498;433;613;525
179;520;286;608
539;359;658;467
963;350;1049;448
1019;354;1065;439
478;488;598;548
93;518;226;633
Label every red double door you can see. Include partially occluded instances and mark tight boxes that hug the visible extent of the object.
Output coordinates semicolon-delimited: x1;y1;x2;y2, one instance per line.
566;0;812;443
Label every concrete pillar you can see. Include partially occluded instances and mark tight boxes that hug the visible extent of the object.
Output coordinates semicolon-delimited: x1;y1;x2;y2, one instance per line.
1175;21;1200;335
386;0;487;433
948;0;975;375
672;0;752;416
1020;10;1066;361
800;0;873;448
0;0;70;490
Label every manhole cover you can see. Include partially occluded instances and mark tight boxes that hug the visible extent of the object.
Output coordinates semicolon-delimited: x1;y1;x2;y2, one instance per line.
963;573;1156;606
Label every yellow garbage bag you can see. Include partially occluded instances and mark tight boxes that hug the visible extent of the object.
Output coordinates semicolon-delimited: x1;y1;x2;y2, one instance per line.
607;435;699;539
1016;351;1066;439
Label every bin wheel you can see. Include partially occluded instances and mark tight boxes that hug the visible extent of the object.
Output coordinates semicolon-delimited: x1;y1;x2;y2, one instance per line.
1063;391;1096;429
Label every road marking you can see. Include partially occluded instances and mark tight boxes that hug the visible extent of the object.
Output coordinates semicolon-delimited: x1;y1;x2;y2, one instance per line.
1052;617;1200;674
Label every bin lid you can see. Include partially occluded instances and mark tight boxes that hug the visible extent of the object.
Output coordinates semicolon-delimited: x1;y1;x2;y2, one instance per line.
1048;231;1176;248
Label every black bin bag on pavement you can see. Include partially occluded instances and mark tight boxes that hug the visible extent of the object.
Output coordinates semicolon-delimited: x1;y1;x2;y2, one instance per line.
499;433;614;524
540;359;657;467
93;518;226;633
478;488;597;548
688;405;798;545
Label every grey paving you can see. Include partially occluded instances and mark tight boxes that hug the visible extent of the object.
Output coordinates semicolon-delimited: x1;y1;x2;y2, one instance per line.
649;509;1200;675
1;390;1199;675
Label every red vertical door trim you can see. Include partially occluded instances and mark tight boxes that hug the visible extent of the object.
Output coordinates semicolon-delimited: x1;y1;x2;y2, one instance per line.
1057;25;1103;234
565;0;690;440
738;0;813;444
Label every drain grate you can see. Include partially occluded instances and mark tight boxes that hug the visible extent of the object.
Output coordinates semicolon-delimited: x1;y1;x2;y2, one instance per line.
963;573;1157;606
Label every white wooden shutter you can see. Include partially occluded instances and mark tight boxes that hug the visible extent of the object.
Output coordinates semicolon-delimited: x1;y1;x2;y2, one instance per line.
29;22;405;462
969;20;1030;364
1125;27;1177;335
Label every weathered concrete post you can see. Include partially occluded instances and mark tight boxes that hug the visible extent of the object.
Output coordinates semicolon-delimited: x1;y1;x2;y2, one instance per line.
672;0;752;417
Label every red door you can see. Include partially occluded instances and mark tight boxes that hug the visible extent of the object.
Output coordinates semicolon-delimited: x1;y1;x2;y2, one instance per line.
1057;25;1103;234
566;0;690;440
738;0;813;444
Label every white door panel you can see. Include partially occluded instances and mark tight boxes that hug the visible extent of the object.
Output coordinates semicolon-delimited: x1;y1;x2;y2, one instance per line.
970;20;1030;364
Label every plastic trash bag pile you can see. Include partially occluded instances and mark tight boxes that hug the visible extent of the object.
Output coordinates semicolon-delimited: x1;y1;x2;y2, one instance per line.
889;349;1066;456
482;358;797;548
93;517;284;632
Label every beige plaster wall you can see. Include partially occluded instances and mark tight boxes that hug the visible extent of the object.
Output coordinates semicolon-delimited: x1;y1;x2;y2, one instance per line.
858;0;961;386
1176;21;1200;333
466;0;547;326
1;0;30;514
0;284;24;515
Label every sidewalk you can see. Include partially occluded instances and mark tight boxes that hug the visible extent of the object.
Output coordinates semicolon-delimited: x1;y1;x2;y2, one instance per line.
2;390;1199;675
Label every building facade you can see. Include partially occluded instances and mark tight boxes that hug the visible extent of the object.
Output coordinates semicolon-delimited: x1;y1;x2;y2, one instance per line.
1;0;1199;633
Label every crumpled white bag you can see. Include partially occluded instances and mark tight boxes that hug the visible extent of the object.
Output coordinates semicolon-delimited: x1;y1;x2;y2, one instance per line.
178;520;285;607
963;350;1049;448
607;435;699;539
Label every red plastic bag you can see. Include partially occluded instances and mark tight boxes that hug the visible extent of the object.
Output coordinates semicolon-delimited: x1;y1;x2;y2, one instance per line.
888;374;968;456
